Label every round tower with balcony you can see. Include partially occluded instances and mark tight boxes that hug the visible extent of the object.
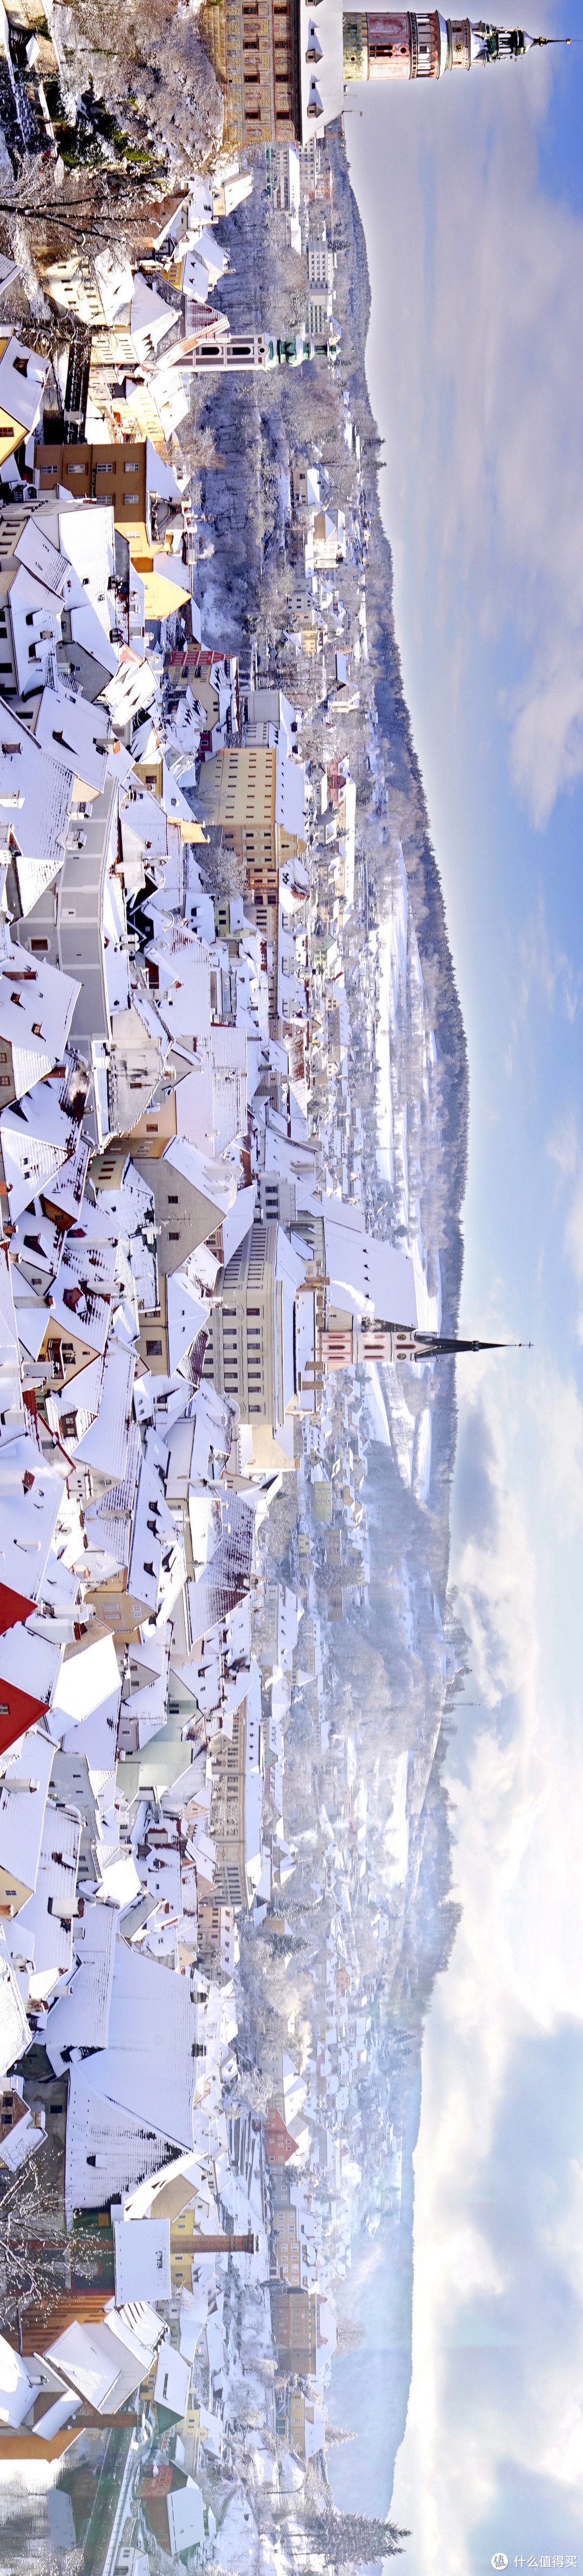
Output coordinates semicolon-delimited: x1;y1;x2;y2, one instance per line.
342;15;563;86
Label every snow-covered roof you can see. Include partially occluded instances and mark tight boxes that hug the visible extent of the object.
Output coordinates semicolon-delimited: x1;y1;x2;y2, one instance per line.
0;715;72;918
51;1633;121;1788
0;1724;55;1895
32;684;111;797
154;2340;191;2421
147;921;212;1051
0;338;49;438
79;1937;200;2148
218;1185;255;1268
113;2213;171;2305
127;1440;186;1624
45;2314;143;2414
0;1923;31;2076
93;247;134;324
166;1253;218;1377
167;2480;204;2553
46;1895;118;2066
1;1077;87;1223
0;1440;63;1611
322;1212;418;1330
130;273;177;358
64;2061;179;2221
17;1800;80;1996
0;2331;35;2429
187;1491;256;1641
52;500;117;647
162;1133;238;1221
73;1333;135;1480
0;928;80;1081
13;517;67;597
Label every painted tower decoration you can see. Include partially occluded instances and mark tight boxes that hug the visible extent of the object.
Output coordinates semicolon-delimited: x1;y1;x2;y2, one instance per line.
342;15;559;85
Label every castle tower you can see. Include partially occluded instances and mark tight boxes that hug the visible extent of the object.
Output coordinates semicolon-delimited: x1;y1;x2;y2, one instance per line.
342;14;562;88
201;0;566;196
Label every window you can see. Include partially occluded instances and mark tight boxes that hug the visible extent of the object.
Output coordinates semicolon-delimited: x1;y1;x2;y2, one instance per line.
167;1194;178;1204
31;938;48;953
146;1338;162;1357
168;1230;179;1240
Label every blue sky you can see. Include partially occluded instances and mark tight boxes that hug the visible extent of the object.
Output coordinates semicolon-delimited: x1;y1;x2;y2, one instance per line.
346;19;583;2571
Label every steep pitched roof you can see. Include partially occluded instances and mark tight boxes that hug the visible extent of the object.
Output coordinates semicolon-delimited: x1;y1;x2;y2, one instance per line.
45;1896;118;2068
64;2062;180;2221
0;931;80;1083
82;1937;200;2149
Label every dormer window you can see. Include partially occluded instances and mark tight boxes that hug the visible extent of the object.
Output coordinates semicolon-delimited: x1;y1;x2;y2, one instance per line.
306;21;322;58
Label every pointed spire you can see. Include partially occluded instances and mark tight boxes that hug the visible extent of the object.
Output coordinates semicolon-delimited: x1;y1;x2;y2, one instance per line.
469;23;571;68
408;1334;531;1358
367;1326;532;1359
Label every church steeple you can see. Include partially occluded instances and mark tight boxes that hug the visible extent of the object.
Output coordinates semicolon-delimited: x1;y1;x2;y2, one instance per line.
309;1321;530;1379
342;12;570;89
352;1324;528;1364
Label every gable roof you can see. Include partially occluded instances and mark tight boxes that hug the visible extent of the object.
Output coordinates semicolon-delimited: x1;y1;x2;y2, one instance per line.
0;1439;63;1629
81;1937;200;2149
45;1897;118;2067
0;1714;56;1891
73;1334;135;1481
0;931;80;1083
0;1923;32;2076
113;2213;171;2305
0;707;74;919
1;1081;85;1223
64;2063;180;2223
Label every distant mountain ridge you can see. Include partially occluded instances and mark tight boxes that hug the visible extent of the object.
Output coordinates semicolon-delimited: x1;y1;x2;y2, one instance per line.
327;128;469;1346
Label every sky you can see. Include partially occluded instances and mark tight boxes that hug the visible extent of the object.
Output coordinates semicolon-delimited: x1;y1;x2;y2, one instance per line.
345;18;583;2573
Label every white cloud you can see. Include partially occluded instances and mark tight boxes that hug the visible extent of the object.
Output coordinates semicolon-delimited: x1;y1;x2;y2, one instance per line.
528;1356;583;1539
342;63;583;2571
349;60;583;824
452;1375;538;1706
517;891;580;1027
389;1361;583;2571
547;1115;583;1334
